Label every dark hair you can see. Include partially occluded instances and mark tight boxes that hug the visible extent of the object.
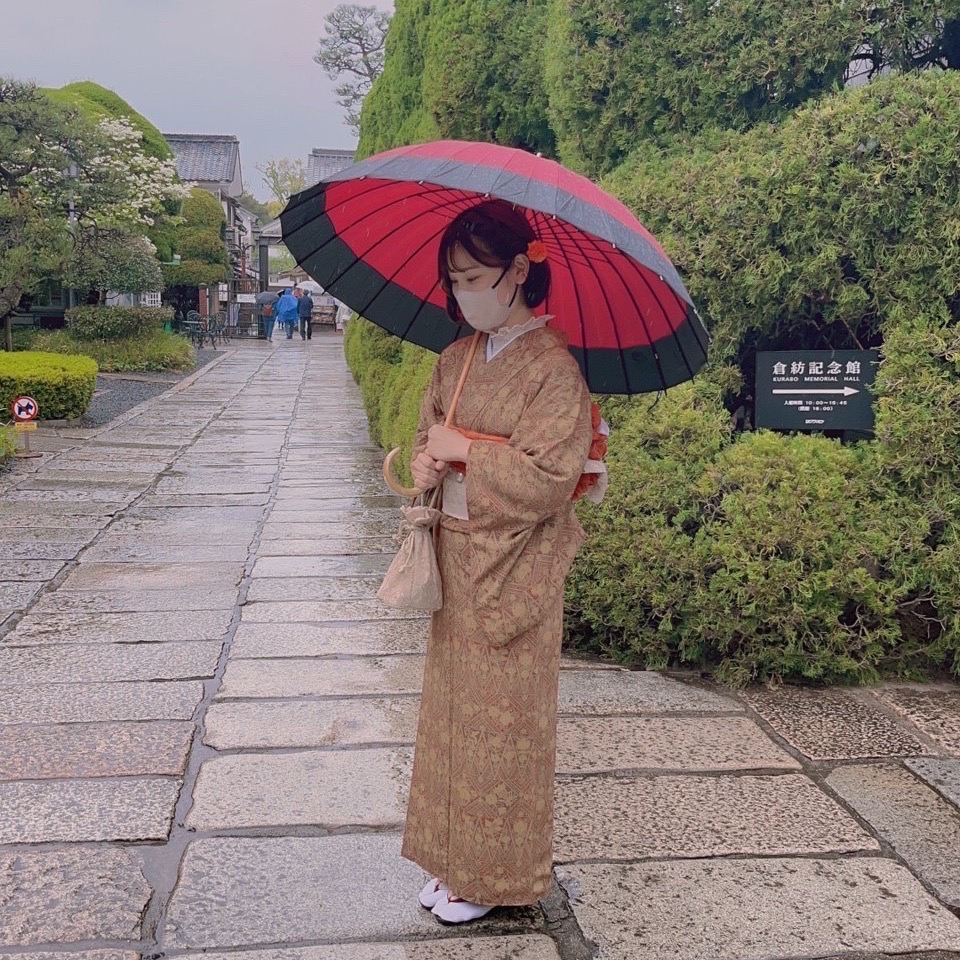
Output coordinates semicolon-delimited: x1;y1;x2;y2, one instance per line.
438;199;550;324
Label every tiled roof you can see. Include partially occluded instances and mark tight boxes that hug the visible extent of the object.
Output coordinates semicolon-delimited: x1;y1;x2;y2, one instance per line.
163;133;239;184
306;147;355;186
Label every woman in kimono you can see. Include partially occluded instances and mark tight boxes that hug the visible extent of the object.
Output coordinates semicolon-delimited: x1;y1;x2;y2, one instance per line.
401;199;597;925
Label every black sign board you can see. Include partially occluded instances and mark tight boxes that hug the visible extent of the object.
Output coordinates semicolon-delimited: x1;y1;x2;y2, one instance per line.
755;350;880;431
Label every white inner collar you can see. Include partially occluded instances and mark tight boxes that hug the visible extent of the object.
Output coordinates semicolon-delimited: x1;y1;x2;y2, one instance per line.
486;314;551;360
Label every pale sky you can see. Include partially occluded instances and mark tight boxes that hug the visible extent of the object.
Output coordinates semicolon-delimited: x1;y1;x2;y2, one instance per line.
3;0;394;201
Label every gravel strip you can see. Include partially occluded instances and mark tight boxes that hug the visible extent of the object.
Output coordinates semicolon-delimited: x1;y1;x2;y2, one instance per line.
80;349;220;427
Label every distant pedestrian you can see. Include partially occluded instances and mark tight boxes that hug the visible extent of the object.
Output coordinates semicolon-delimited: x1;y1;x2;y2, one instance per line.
275;288;299;339
298;290;315;340
256;290;279;341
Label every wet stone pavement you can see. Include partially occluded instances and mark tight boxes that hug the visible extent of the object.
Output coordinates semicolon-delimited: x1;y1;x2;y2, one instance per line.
1;334;960;960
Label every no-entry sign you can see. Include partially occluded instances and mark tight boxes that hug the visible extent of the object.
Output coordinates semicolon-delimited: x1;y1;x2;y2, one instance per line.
11;395;39;422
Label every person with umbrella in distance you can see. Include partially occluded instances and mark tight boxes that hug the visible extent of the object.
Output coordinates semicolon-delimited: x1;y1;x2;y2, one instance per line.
255;289;278;341
402;199;601;925
275;287;299;340
280;138;707;928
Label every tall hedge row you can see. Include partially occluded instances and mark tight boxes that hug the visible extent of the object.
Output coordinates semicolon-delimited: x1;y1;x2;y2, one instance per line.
348;70;960;685
358;0;553;158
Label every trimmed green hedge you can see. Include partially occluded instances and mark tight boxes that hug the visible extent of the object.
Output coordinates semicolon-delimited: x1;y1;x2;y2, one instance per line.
0;425;14;459
346;72;960;686
0;351;98;420
66;305;172;342
344;316;436;486
27;330;194;373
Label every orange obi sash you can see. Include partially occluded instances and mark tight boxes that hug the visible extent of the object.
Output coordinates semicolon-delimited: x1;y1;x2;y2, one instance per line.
448;402;608;502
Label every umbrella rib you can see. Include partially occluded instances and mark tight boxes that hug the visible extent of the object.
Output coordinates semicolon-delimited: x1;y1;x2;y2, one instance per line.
287;181;466;318
538;212;607;391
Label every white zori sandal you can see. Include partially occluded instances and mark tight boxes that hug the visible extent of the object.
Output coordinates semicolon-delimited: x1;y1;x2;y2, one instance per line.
418;877;448;909
431;891;494;925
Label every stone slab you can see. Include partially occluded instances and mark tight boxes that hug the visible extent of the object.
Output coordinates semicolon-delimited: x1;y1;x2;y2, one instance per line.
217;656;424;699
253;554;393;578
556;716;801;774
0;680;204;723
240;600;425;623
123;504;266;525
3;609;231;644
0;526;101;542
274;482;387;499
154;477;271;495
557;670;742;716
61;561;243;591
187;747;411;830
262;510;400;528
826;762;960;906
0;540;88;561
245;576;383;602
556;857;960;960
163;834;538;948
875;685;960;755
0;776;179;842
0;720;194;780
0;502;123;519
81;542;250;562
257;538;396;556
0;641;222;683
4;489;138;505
0;581;43;608
33;588;239;612
0;559;65;581
269;496;398;512
232;620;428;659
143;493;270;507
260;519;398;538
907;757;960;810
0;952;139;960
554;773;877;861
203;697;420;749
176;939;560;960
0;847;151;945
742;686;933;759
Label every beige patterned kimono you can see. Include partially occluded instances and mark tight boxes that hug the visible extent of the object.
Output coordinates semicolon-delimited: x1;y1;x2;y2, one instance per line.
401;325;593;906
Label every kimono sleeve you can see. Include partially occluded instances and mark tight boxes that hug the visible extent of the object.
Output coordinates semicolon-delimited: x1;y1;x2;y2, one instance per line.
465;349;592;530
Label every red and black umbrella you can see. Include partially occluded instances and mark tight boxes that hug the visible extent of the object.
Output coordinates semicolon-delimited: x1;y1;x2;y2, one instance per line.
280;139;708;394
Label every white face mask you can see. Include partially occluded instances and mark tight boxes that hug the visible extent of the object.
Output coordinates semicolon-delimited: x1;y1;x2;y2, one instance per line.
454;268;518;332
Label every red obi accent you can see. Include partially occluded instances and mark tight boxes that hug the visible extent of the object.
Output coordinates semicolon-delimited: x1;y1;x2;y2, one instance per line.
449;402;606;501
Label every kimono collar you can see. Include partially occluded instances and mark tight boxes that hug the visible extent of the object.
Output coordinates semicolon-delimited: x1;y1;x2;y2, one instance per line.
486;314;551;361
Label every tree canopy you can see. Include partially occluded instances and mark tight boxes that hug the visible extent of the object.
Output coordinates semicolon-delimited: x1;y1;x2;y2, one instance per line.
256;157;307;204
162;187;229;319
358;0;552;156
315;4;392;135
1;78;186;348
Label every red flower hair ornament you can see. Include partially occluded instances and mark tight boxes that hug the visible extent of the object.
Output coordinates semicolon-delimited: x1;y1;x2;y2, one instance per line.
526;240;548;263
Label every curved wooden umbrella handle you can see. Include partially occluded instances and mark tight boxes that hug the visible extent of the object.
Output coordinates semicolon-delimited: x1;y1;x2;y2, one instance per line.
383;446;423;498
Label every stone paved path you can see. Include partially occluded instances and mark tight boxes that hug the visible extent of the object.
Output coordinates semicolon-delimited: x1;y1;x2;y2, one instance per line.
2;335;960;960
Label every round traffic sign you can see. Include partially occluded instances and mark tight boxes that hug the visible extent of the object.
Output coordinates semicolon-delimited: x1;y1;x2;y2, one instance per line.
11;395;39;422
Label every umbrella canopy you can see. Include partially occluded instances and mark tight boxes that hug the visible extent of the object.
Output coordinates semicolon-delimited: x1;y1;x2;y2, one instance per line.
280;139;708;394
255;290;279;305
297;279;324;293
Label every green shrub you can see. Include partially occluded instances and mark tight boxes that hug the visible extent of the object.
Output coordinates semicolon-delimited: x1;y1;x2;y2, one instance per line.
344;317;437;484
606;71;960;382
0;351;97;420
0;425;14;459
28;330;194;373
66;305;172;342
565;388;950;686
